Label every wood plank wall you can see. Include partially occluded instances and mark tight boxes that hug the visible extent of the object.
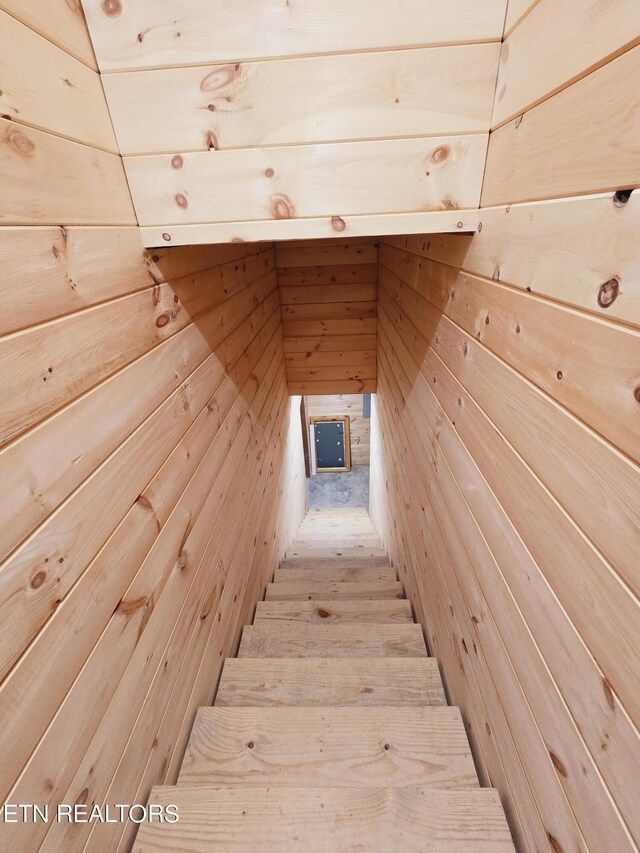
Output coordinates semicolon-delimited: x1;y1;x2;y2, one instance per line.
277;238;378;394
306;395;370;467
0;7;306;851
80;0;506;245
370;3;640;851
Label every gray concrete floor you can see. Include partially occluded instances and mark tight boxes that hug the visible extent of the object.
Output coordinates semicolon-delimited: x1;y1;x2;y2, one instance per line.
307;466;370;509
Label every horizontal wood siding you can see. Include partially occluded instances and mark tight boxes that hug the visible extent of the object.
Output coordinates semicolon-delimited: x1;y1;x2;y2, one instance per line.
370;8;640;851
82;0;506;243
0;13;306;853
277;239;378;394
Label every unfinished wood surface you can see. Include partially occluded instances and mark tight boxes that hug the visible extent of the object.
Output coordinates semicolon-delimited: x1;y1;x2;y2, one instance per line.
0;11;117;151
379;244;640;466
254;600;413;625
0;227;155;335
0;118;135;225
136;786;514;852
371;26;640;840
278;555;390;571
83;0;507;71
392;192;640;328
238;624;426;658
105;43;499;154
277;240;378;394
0;0;97;68
215;657;446;707
483;46;640;205
494;0;640;127
140;210;479;247
126;135;488;226
274;566;395;583
179;706;477;787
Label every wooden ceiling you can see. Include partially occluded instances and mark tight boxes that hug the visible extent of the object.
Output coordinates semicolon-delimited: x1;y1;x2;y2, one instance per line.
81;0;507;246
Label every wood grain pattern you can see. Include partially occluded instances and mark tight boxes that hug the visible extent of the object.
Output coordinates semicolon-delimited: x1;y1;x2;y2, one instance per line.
483;46;640;205
254;600;413;625
0;0;97;68
389;192;640;329
136;786;515;851
0;11;117;151
179;706;478;787
494;0;640;127
215;658;447;707
0;117;135;225
83;0;507;71
238;623;426;658
266;581;404;602
278;241;378;394
104;44;499;153
126;135;488;226
140;210;479;247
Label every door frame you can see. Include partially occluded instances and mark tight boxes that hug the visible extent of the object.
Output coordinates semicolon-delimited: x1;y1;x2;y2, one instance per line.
310;415;352;473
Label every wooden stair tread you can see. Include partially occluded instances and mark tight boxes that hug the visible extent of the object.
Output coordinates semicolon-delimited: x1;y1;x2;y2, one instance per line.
285;545;387;559
238;623;427;658
265;580;404;601
215;658;447;707
178;706;478;788
278;555;391;570
273;565;397;583
254;599;412;624
135;786;515;852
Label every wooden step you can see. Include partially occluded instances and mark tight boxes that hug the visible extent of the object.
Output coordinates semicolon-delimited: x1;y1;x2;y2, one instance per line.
215;658;447;707
285;545;387;559
273;565;397;583
279;555;391;570
254;599;413;625
238;624;427;658
136;786;515;852
265;580;404;601
178;707;478;788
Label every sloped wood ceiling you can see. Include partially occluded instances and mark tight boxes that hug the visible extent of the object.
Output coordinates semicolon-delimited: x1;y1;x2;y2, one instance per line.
81;0;506;246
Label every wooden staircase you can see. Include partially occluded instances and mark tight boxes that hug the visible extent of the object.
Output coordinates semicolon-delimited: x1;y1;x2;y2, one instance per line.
135;509;514;851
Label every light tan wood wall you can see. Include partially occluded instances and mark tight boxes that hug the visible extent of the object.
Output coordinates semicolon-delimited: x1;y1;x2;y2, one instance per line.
370;4;640;851
306;395;370;467
277;238;378;395
0;8;306;851
80;0;506;245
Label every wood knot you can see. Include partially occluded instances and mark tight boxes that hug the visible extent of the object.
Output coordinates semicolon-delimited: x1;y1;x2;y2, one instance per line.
556;370;563;380
175;192;188;208
156;312;171;327
331;216;346;232
549;750;567;777
171;155;183;169
5;126;35;157
101;0;121;17
205;130;219;150
270;194;296;220
514;114;524;129
597;276;620;307
634;386;640;404
162;233;172;242
200;64;242;92
441;198;458;210
136;495;153;511
177;551;187;569
602;675;615;710
316;608;331;619
30;570;47;590
431;145;450;164
264;167;275;178
75;788;90;807
492;266;500;280
246;741;255;749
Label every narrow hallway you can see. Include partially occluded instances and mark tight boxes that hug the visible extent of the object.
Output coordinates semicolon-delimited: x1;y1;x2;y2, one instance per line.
135;509;513;851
